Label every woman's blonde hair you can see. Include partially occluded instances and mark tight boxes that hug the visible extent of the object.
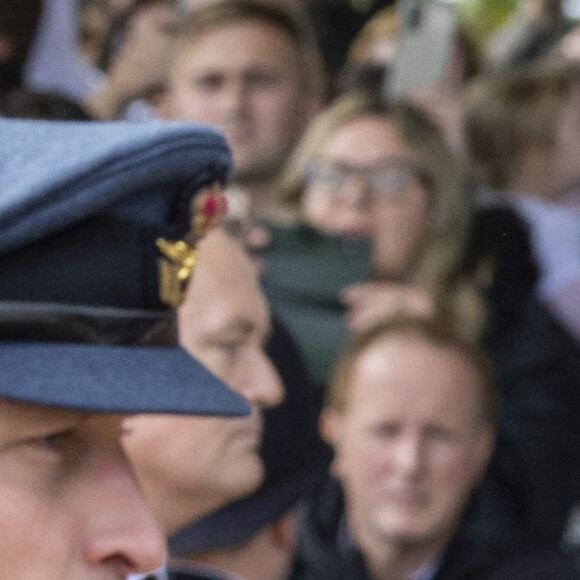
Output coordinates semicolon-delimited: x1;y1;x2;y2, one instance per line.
347;5;399;65
278;91;486;341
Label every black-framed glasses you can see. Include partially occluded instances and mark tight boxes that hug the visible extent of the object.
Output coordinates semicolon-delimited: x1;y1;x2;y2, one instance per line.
305;159;424;202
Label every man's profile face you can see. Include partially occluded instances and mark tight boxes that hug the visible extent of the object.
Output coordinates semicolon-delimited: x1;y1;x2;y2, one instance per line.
0;400;165;578
328;335;494;550
162;20;309;184
124;230;283;532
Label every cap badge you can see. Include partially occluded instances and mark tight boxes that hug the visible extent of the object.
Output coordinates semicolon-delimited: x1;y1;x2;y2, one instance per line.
157;183;228;307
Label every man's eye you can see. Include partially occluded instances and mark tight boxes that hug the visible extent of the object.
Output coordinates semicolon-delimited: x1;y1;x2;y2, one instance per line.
193;75;223;92
425;426;456;442
246;72;278;90
159;20;178;36
371;423;399;439
29;431;74;455
217;340;243;356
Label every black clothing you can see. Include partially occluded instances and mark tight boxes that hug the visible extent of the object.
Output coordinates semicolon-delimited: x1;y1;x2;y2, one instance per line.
290;478;580;580
262;315;330;488
291;208;580;579
471;208;580;541
169;571;228;580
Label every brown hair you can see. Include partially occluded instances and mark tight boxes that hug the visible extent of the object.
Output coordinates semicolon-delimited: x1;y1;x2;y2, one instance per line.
464;57;580;190
326;316;499;426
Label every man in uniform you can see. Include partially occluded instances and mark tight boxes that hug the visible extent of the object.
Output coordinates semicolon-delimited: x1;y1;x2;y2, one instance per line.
0;118;249;578
123;229;285;533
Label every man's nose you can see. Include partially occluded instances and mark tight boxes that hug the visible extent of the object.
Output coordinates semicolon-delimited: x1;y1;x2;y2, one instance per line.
221;80;250;116
393;432;427;478
237;347;285;409
81;451;167;575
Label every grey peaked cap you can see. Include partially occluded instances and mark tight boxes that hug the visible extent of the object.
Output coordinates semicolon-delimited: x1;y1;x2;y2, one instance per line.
0;118;249;417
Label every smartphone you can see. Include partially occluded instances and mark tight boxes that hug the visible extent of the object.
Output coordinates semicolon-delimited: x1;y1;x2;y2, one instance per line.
259;225;371;387
385;0;458;99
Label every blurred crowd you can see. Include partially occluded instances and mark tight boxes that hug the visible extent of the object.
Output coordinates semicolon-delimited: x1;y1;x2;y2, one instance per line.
2;0;580;578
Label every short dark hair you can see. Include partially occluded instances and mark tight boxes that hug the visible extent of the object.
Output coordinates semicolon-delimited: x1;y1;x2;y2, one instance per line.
326;316;499;426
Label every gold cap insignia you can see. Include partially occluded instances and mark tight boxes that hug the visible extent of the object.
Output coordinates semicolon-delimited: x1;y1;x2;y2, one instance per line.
157;183;228;308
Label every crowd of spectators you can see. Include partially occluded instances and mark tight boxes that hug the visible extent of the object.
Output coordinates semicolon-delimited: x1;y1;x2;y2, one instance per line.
2;0;580;579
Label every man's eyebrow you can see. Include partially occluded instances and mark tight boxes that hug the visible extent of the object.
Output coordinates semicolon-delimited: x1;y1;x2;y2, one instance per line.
244;65;285;79
192;71;223;82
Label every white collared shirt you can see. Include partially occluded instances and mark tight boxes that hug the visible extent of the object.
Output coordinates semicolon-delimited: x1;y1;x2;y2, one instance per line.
127;567;168;580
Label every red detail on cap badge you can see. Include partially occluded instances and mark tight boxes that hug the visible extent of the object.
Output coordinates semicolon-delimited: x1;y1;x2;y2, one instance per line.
191;184;229;241
157;182;228;308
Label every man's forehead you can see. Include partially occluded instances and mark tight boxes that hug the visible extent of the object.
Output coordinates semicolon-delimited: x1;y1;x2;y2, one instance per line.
180;230;270;329
178;19;299;65
185;14;297;43
361;332;463;360
351;337;483;406
183;283;270;335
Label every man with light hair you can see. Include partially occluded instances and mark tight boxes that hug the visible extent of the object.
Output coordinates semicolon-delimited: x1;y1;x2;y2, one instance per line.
292;316;580;580
158;0;324;223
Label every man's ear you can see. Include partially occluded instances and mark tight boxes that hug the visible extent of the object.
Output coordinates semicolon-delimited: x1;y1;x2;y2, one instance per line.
471;426;496;487
320;407;347;479
319;406;340;446
155;90;173;119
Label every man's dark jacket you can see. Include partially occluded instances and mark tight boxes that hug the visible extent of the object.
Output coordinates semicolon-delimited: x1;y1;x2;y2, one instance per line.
289;478;579;580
